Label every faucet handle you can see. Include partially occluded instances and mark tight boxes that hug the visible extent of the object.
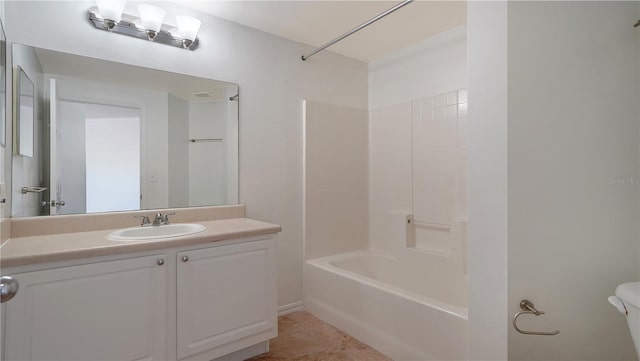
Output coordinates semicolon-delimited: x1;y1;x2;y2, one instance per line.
163;212;176;225
152;213;165;226
135;215;151;227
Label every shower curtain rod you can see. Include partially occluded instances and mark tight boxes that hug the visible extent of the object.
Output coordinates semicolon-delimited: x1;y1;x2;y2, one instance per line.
301;0;414;61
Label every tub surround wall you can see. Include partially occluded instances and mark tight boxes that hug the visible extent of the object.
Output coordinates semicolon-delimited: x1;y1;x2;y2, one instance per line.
303;101;368;260
367;102;411;255
368;90;468;264
410;91;468;259
4;0;368;308
367;26;468;272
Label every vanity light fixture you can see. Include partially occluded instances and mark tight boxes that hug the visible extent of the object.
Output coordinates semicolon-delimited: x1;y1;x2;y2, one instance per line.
88;1;200;50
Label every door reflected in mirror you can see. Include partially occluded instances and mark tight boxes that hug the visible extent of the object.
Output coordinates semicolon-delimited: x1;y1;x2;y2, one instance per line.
56;101;141;215
11;44;239;217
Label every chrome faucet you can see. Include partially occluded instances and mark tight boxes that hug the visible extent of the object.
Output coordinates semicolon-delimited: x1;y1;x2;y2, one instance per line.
152;213;164;226
152;212;175;226
136;212;175;227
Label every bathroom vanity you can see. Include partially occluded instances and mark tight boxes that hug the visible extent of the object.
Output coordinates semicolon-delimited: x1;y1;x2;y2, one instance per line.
0;206;280;361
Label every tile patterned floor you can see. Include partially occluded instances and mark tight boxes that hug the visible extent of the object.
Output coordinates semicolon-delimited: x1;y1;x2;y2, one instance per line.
247;311;391;361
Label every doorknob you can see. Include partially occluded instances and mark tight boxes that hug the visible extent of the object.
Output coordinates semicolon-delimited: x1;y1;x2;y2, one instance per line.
0;276;19;303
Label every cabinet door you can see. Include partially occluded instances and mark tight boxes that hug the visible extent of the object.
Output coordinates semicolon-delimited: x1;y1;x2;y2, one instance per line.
4;255;168;361
176;238;277;360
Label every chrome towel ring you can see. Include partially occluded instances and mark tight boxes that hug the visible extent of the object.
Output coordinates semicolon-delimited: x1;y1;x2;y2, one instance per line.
513;300;560;336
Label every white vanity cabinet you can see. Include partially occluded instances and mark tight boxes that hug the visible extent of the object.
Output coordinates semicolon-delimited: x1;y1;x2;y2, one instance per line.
2;235;278;361
176;238;277;360
3;254;169;361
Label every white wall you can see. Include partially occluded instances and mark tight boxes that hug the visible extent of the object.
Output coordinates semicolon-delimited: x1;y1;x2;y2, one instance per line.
369;25;466;110
303;101;368;260
507;2;639;359
0;0;5;221
5;0;368;307
467;2;509;359
468;2;640;360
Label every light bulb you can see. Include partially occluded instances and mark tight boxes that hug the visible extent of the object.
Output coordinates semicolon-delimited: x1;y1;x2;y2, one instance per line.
176;15;201;49
96;0;126;30
137;4;166;41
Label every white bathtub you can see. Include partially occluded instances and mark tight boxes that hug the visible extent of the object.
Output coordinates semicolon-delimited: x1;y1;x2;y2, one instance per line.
304;250;468;361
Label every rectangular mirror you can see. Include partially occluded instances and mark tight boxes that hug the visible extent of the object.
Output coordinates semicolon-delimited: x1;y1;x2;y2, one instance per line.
14;66;34;157
11;44;239;217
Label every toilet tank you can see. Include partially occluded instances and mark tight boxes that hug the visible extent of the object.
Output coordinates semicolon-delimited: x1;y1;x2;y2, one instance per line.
615;282;640;358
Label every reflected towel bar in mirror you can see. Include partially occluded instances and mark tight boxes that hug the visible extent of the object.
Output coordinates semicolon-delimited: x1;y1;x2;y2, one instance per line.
21;186;47;194
189;138;223;143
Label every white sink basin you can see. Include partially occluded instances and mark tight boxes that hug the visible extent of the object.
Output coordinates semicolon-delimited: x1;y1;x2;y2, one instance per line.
107;223;206;241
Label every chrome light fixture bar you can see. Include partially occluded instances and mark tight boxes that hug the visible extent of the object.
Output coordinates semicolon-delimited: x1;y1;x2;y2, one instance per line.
87;6;200;50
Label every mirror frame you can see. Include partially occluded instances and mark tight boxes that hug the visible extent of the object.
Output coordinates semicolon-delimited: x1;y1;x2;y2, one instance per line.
13;65;34;158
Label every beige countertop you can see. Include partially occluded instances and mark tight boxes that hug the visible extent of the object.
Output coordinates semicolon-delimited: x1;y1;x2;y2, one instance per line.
0;218;281;268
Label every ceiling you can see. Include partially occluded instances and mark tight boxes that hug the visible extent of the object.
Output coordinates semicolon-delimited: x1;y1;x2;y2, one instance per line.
170;1;466;62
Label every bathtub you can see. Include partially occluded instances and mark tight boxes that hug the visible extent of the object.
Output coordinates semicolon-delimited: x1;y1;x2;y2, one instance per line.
304;250;468;360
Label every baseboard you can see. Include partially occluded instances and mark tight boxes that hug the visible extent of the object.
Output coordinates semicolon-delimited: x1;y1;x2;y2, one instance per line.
278;301;304;316
212;341;269;361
